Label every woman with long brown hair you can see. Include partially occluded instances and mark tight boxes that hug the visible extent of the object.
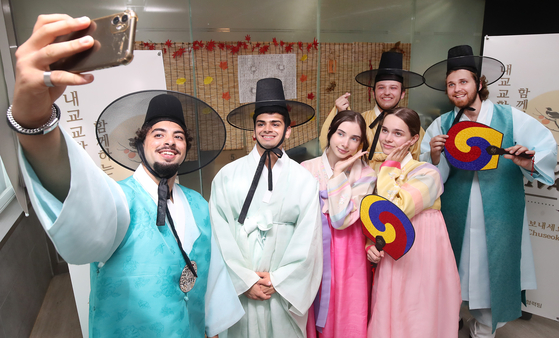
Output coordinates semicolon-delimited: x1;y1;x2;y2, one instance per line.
302;110;376;338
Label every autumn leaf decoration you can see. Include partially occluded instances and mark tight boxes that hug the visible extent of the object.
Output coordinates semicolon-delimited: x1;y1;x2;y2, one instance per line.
146;36;318;57
143;42;155;50
192;40;204;50
205;40;216;51
259;45;270;54
300;74;307;82
219;61;228;70
222;92;231;100
285;43;294;53
172;47;186;58
307;92;315;100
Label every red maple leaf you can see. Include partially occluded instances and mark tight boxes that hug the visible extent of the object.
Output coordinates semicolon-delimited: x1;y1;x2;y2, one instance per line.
242;42;249;50
222;92;231;100
252;42;261;52
226;45;233;50
280;40;285;47
219;61;228;70
285;44;294;53
173;47;186;58
259;45;269;54
230;45;240;54
307;92;315;100
307;43;312;52
205;40;216;51
300;74;307;82
313;38;319;50
218;42;225;50
163;47;167;54
237;41;243;47
143;41;150;47
273;38;279;46
148;43;156;50
298;41;303;51
165;39;173;48
286;104;292;112
245;34;251;42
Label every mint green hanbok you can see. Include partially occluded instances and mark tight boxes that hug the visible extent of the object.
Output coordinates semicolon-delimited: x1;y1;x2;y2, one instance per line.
18;128;243;337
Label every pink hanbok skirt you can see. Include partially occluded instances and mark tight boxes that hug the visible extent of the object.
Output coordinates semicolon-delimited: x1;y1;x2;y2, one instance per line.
367;209;461;338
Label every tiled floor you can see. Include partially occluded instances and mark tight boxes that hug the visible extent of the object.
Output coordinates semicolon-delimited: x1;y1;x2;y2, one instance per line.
29;273;82;338
458;304;559;338
31;273;559;337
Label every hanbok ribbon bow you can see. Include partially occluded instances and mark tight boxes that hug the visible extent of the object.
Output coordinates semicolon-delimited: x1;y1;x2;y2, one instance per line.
238;147;283;225
243;214;275;235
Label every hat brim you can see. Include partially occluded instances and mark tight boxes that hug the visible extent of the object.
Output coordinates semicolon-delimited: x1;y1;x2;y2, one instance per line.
355;68;425;89
423;56;505;91
95;90;226;175
227;99;315;131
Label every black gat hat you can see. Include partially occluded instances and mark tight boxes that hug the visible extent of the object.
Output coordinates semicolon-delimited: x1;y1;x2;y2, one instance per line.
355;51;424;89
423;45;505;91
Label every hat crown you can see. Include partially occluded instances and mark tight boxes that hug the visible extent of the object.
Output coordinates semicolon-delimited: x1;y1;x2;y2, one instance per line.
255;78;286;102
448;45;474;59
378;51;403;71
447;45;478;74
144;94;186;127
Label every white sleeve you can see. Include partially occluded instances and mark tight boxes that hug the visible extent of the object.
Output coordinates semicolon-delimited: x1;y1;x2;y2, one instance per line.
18;127;130;264
511;107;557;184
204;233;244;337
420;117;450;183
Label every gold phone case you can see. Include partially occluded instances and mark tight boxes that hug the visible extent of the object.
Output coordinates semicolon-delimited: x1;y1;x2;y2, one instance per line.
50;10;138;73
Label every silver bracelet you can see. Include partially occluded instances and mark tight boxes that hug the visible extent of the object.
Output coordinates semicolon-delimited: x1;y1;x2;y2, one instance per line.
6;104;60;135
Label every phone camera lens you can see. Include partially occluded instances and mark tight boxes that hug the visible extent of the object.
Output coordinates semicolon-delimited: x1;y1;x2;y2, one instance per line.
121;15;128;23
112;16;120;25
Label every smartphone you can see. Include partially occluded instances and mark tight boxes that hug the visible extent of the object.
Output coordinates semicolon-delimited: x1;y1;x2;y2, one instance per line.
50;10;138;73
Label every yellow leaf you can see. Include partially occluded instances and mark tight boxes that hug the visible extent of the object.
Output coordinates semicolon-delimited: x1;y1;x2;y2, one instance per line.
202;108;212;115
301;55;308;61
176;77;187;85
204;76;213;85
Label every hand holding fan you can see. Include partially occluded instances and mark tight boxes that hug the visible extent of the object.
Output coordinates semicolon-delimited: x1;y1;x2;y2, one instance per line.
360;195;415;261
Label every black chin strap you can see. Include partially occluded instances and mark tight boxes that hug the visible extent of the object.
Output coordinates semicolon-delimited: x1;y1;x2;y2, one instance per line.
452;76;480;126
136;144;175;226
237;131;285;225
367;94;403;161
137;143;197;278
452;106;476;127
367;110;386;161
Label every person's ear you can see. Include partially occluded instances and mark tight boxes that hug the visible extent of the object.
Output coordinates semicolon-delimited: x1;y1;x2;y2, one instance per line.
284;126;292;139
409;134;420;147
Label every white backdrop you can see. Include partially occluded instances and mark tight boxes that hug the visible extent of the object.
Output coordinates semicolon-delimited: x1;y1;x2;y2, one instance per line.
55;50;167;337
484;34;559;322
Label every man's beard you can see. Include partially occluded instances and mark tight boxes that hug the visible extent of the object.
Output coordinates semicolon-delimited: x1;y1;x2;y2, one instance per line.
450;90;477;109
153;161;180;178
